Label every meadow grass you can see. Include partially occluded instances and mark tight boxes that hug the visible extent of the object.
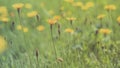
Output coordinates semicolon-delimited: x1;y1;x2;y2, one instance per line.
0;0;120;68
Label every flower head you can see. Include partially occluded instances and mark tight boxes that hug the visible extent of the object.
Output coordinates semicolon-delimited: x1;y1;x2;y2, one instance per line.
17;25;22;30
47;19;57;25
86;2;94;8
36;25;45;31
117;16;120;23
104;5;116;11
12;3;24;9
25;3;32;9
0;17;9;23
23;27;28;32
66;17;76;21
65;28;74;33
73;2;83;7
97;14;106;20
27;11;38;17
99;28;111;35
53;15;61;21
0;36;7;53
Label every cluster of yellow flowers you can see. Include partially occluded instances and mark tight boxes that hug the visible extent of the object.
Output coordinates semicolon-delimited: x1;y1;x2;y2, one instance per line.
47;15;61;25
16;25;28;33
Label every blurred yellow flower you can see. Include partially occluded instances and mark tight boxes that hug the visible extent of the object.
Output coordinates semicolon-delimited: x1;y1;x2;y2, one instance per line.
27;11;38;17
81;5;89;11
36;25;45;31
0;36;7;53
53;15;61;21
66;17;76;21
0;6;8;17
73;2;83;7
47;19;57;25
65;28;74;33
17;25;22;30
86;2;94;8
0;17;9;23
12;3;24;9
97;14;106;19
23;27;28;32
104;5;116;11
117;16;120;23
99;28;111;35
25;3;32;9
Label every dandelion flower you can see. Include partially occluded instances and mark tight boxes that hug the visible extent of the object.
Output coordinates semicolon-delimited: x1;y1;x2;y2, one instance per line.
47;19;57;25
17;25;22;30
36;25;45;31
27;11;38;17
117;16;120;24
12;3;24;9
66;17;76;21
25;3;32;9
0;17;9;23
104;5;116;11
65;28;74;33
86;2;94;8
73;2;83;7
0;36;7;53
23;27;28;32
53;15;61;21
99;28;111;35
97;14;106;20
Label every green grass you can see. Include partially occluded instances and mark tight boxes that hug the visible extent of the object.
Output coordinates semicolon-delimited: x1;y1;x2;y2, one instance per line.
0;0;120;68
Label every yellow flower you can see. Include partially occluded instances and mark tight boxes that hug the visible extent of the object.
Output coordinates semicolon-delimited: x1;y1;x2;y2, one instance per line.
17;25;22;30
36;25;45;31
99;28;111;35
73;2;83;7
97;14;106;20
66;17;76;21
12;3;24;9
86;2;94;8
0;36;7;53
47;19;57;25
104;5;116;11
0;17;9;22
0;6;8;17
25;3;32;9
53;15;61;21
65;28;74;33
81;5;89;11
117;16;120;23
23;27;28;32
27;11;38;17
